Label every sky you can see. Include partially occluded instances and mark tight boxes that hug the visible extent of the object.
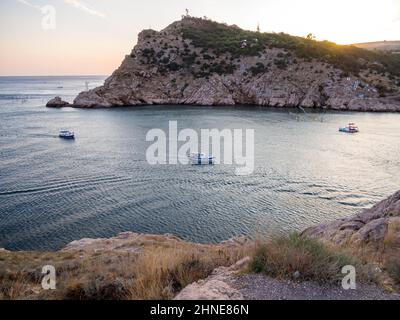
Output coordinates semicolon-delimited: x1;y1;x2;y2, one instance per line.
0;0;399;76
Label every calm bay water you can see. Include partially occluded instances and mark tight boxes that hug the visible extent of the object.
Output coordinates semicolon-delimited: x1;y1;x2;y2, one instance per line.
0;76;399;251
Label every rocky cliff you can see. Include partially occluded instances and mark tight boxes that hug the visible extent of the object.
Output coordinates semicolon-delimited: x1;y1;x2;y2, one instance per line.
304;190;400;246
53;17;400;111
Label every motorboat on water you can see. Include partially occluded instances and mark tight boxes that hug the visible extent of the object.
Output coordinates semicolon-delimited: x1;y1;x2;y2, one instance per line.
339;123;359;133
189;153;215;165
59;130;75;139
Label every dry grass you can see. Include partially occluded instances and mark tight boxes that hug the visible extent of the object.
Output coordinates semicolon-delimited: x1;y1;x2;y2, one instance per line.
0;241;246;300
0;273;31;300
384;219;400;249
249;233;375;284
127;246;243;299
382;220;400;285
2;227;397;300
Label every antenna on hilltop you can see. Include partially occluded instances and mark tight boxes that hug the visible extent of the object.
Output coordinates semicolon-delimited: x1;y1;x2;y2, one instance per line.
182;8;190;19
257;22;260;33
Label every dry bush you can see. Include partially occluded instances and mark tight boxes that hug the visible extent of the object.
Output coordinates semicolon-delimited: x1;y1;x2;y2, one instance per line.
249;233;373;284
64;277;130;300
0;271;33;300
127;246;243;300
383;220;400;285
384;255;400;285
384;219;400;249
59;245;245;300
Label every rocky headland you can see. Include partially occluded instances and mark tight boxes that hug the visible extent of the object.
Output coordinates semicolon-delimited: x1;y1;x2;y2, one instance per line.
48;17;400;111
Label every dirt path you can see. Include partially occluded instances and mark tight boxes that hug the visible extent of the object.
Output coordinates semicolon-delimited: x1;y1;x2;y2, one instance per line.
175;258;400;301
232;274;400;300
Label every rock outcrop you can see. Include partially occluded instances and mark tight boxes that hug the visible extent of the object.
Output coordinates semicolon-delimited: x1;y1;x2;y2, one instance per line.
46;96;70;108
62;17;400;111
304;190;400;246
174;257;250;300
62;231;252;253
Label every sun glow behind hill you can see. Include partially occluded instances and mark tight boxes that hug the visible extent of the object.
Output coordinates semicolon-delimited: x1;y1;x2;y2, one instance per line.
353;41;400;52
277;0;399;45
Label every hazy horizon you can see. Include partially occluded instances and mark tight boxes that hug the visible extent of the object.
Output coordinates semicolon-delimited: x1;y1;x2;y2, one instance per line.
1;0;399;76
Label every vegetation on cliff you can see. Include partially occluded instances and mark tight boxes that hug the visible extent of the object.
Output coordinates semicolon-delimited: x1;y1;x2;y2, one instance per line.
249;233;373;284
181;17;400;78
0;235;246;300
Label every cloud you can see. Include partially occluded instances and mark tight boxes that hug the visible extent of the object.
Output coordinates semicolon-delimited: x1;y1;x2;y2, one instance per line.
64;0;106;19
16;0;106;19
16;0;41;10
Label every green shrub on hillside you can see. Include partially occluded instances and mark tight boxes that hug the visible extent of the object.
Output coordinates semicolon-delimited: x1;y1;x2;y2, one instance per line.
274;58;288;70
181;18;400;77
197;61;236;77
167;62;181;71
249;62;268;75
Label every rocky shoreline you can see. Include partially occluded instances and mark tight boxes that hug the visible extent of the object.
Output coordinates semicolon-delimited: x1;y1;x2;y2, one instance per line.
47;95;400;112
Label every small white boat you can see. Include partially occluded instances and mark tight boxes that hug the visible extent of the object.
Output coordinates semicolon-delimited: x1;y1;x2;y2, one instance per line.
59;130;75;139
339;123;359;133
189;153;215;165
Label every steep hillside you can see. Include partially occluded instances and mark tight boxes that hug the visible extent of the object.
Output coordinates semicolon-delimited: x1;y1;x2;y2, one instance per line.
54;17;400;111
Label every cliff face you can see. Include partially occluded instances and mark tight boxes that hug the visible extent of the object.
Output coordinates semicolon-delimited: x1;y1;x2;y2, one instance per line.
71;17;400;111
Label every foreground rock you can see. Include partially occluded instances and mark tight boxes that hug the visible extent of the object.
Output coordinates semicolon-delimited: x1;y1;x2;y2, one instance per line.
304;190;400;246
64;17;400;111
46;96;70;108
174;258;250;300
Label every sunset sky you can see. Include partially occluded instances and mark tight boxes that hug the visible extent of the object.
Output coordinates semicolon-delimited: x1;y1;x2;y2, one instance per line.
0;0;399;76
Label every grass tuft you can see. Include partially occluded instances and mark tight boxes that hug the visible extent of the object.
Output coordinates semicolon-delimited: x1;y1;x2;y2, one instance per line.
249;233;370;284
